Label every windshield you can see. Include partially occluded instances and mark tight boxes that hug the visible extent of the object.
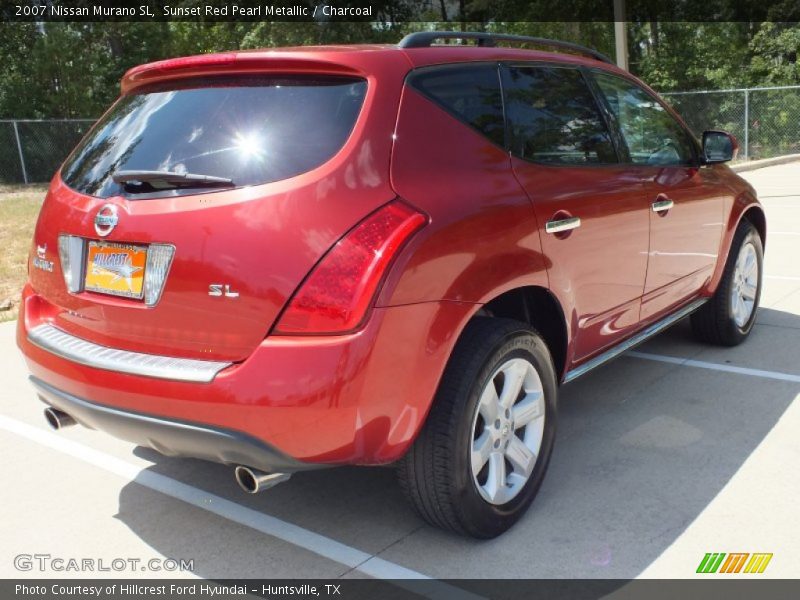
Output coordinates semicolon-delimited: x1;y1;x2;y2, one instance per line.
61;75;367;198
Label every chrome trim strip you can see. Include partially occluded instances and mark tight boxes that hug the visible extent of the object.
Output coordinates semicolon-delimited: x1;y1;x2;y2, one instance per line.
28;324;231;383
652;199;674;212
545;217;581;234
563;298;707;384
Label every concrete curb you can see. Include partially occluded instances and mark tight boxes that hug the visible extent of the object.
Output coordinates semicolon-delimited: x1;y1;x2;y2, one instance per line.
732;154;800;173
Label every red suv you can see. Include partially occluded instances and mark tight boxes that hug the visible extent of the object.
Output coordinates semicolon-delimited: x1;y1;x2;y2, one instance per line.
18;32;765;538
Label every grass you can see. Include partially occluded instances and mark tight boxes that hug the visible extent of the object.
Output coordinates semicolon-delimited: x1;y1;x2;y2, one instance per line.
0;184;48;322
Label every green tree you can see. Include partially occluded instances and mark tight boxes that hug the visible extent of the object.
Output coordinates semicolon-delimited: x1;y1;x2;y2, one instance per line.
749;22;800;85
0;22;39;117
0;19;798;119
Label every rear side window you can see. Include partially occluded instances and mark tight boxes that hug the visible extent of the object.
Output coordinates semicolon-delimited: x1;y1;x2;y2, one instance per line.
502;66;617;165
61;76;367;198
408;64;505;147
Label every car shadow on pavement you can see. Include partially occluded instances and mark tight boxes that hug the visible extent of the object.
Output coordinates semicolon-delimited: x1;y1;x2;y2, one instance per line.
113;308;800;579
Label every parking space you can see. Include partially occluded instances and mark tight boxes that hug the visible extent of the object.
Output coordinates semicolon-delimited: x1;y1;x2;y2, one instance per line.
1;163;798;580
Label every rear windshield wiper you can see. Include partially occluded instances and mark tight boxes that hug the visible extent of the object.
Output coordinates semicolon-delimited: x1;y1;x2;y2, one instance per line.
112;170;234;190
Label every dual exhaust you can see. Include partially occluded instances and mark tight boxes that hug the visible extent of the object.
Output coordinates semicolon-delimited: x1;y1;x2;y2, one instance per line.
43;407;290;494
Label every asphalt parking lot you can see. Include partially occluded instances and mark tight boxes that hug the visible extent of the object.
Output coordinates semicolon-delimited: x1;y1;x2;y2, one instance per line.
1;162;799;581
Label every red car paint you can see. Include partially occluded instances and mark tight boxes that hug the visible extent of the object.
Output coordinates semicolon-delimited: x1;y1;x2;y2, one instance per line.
17;43;765;468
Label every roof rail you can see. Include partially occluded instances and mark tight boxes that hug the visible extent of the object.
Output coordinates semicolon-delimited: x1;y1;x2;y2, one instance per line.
397;31;614;65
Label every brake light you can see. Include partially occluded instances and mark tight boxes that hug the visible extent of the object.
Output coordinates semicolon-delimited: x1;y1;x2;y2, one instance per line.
274;201;426;334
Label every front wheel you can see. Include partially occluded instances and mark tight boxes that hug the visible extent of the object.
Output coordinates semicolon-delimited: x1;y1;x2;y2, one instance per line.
397;317;557;538
691;220;763;346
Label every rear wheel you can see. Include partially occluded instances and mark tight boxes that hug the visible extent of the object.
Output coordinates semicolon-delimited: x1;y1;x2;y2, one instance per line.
397;317;557;538
691;220;763;346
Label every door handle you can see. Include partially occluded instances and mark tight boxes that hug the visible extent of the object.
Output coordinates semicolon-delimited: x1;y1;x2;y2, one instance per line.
652;198;674;213
545;216;581;234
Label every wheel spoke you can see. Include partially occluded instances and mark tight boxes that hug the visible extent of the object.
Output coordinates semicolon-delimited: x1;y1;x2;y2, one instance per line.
471;431;492;475
734;295;745;323
505;437;536;477
478;383;500;423
741;281;757;301
512;392;543;428
484;452;506;502
498;361;526;408
743;252;757;279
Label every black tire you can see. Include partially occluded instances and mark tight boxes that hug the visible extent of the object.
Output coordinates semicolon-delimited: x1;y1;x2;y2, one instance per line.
397;317;558;538
691;220;763;346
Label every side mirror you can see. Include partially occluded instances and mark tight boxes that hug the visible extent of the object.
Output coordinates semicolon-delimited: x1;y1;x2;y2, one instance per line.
702;130;739;164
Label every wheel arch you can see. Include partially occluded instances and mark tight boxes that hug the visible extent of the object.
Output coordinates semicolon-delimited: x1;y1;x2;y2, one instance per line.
476;286;569;380
741;204;767;249
707;198;766;297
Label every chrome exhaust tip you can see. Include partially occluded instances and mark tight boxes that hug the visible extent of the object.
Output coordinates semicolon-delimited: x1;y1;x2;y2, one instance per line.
44;407;76;430
234;466;291;494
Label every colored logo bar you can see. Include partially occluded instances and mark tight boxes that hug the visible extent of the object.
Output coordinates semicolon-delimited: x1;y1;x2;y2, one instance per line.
696;552;773;574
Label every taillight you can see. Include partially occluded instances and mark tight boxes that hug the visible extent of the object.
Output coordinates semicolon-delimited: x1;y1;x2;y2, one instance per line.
274;201;426;334
58;234;84;293
143;244;175;306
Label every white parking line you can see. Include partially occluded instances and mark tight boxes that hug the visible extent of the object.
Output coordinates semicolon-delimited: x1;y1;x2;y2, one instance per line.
627;351;800;383
766;275;800;281
0;415;451;587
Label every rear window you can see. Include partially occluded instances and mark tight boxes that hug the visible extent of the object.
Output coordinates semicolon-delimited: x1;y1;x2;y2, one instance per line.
501;66;617;165
61;76;367;198
408;64;505;147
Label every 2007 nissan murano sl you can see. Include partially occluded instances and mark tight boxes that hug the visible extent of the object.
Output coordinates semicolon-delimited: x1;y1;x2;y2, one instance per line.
18;32;766;538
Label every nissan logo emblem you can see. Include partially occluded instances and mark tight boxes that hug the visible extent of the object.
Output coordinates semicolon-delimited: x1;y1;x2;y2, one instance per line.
94;204;119;237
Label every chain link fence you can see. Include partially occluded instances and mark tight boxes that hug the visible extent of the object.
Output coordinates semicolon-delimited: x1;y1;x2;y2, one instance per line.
0;119;94;184
663;85;800;161
1;85;799;183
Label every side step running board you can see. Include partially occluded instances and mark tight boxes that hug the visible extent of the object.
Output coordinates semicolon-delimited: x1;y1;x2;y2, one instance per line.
563;298;707;384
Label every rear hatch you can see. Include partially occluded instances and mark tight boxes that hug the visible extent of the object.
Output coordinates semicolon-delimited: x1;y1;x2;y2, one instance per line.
28;50;406;362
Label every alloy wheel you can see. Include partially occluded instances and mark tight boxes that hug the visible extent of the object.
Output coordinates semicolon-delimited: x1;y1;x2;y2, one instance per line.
470;357;546;505
731;241;759;328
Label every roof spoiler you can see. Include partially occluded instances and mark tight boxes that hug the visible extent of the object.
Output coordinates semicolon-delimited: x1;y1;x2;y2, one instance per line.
397;31;614;65
121;52;362;94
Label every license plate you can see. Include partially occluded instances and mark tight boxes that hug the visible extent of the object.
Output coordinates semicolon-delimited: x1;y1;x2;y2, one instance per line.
84;241;147;300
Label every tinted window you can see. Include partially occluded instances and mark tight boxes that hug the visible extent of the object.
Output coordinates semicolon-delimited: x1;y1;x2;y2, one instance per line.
593;72;695;166
502;66;617;165
409;64;505;146
61;76;367;198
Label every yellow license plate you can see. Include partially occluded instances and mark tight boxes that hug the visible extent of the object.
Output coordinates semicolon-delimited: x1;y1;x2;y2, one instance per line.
84;241;147;300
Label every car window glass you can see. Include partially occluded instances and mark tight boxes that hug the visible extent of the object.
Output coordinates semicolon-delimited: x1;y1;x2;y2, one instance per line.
593;72;695;166
501;65;617;165
408;64;505;147
61;76;367;198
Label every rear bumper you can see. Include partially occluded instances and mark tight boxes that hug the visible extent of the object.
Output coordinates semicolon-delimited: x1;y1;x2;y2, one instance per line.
32;376;310;472
18;284;474;468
